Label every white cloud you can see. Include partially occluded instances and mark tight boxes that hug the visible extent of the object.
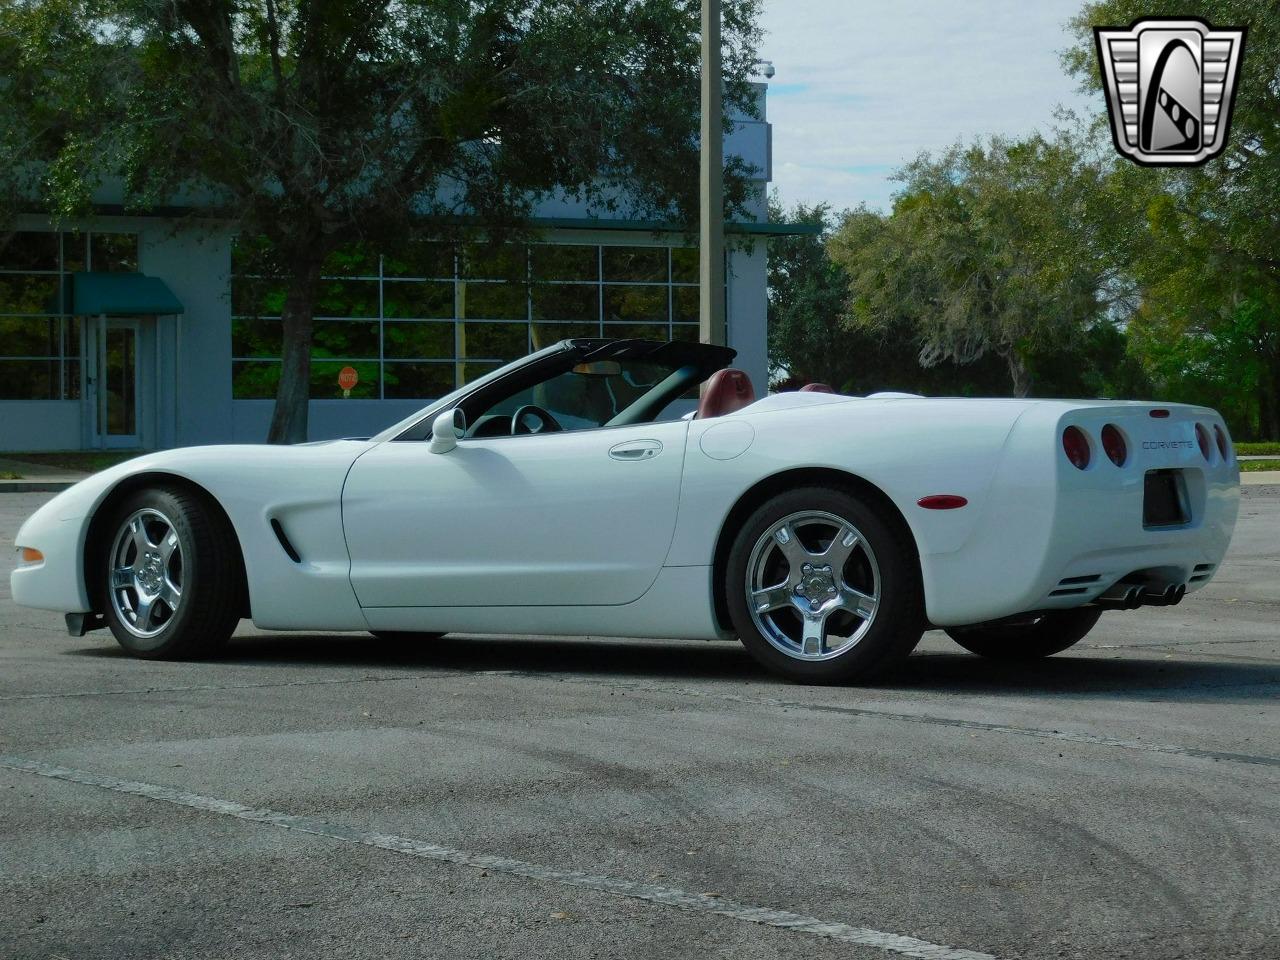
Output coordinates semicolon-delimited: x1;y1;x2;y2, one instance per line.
759;0;1097;211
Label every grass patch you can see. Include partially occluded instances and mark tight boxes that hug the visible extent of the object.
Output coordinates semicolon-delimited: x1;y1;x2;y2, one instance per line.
0;471;22;480
3;451;144;474
1240;459;1280;473
1236;442;1280;456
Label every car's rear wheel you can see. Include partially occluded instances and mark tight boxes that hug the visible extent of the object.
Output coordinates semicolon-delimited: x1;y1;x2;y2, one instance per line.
945;608;1103;659
725;486;924;683
101;487;241;659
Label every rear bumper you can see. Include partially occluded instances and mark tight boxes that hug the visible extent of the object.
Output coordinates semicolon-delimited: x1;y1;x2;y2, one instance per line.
920;405;1239;627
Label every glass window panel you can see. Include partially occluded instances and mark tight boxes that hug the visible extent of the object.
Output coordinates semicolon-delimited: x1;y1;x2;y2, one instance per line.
384;321;454;360
0;232;60;272
672;285;700;323
311;359;379;399
231;360;281;399
315;279;379;318
603;323;668;341
231;318;283;358
62;233;87;273
461;244;525;281
671;247;698;284
383;280;453;319
0;275;61;315
383;361;455;399
89;233;138;272
603;246;667;283
0;359;60;399
383;241;455;279
462;322;528;361
231;280;286;318
461;361;503;384
604;284;667;323
312;319;380;358
532;283;598;322
671;323;700;343
63;317;81;355
532;322;599;350
230;235;278;276
460;281;526;321
0;317;60;356
531;244;598;282
64;358;81;399
322;243;378;277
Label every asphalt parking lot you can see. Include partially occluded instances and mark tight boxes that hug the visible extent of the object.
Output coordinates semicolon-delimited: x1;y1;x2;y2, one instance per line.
1;489;1277;960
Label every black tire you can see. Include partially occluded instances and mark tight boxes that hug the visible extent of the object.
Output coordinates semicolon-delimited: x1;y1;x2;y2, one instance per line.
945;608;1103;660
369;631;447;642
100;486;242;659
725;485;924;684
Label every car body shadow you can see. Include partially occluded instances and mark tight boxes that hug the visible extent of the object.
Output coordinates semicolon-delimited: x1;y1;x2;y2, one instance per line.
65;631;1280;703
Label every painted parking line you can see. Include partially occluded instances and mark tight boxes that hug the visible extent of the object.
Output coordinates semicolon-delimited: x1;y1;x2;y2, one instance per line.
0;754;997;960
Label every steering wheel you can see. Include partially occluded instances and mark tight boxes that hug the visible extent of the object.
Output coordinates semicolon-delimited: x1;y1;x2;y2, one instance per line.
511;404;564;435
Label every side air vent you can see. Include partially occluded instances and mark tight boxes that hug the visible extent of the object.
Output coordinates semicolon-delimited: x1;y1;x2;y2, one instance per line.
1048;573;1103;598
270;518;302;563
1189;563;1215;583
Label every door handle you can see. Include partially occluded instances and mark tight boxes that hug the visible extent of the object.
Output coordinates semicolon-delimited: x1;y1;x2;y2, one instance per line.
609;439;662;461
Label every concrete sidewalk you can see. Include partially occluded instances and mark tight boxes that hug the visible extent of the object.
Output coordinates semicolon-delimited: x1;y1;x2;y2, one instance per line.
0;458;88;493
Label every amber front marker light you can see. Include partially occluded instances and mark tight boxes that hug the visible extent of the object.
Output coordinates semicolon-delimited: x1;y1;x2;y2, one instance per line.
19;547;44;564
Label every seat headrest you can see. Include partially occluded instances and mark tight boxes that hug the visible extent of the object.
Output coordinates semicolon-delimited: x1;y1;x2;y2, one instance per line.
696;368;756;419
799;383;835;394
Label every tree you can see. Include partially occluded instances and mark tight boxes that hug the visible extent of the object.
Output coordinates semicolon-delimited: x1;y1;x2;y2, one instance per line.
2;0;762;442
1065;0;1280;437
831;135;1134;397
765;199;862;390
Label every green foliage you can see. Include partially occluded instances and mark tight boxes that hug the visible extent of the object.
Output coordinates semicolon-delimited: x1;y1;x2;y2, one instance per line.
1065;0;1280;438
2;0;763;440
830;135;1137;397
767;197;1021;396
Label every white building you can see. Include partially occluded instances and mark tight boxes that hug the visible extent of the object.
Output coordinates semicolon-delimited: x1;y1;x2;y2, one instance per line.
0;84;805;452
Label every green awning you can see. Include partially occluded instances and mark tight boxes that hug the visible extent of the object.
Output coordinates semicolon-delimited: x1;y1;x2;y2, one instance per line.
72;272;184;316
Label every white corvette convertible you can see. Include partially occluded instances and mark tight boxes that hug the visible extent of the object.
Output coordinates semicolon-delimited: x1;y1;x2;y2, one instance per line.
11;338;1240;682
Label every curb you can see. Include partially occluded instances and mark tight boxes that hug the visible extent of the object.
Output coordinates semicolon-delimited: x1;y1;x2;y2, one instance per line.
0;481;78;493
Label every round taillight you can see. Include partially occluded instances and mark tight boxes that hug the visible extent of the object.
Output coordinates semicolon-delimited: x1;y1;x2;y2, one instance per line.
1101;424;1127;466
1214;425;1230;460
1195;423;1213;460
1062;426;1091;469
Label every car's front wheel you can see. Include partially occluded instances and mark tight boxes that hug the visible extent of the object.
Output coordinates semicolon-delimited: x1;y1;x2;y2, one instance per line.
101;486;241;659
945;608;1102;659
725;486;924;683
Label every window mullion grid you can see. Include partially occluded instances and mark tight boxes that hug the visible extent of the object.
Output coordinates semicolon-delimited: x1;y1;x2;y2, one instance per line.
378;254;385;400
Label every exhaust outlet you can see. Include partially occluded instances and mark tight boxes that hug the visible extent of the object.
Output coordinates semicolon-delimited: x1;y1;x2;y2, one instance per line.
1137;584;1187;607
1092;582;1185;610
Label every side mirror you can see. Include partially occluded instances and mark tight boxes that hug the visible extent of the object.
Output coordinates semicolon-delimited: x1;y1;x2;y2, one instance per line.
429;408;466;454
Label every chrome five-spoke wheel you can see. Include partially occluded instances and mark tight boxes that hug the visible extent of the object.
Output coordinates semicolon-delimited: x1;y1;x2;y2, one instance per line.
109;508;184;639
726;485;922;683
746;510;880;661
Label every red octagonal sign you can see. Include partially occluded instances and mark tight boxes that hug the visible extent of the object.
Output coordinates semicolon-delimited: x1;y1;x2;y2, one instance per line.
338;366;359;392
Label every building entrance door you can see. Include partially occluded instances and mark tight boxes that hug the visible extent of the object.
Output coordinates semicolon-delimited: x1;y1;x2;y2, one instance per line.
88;317;143;448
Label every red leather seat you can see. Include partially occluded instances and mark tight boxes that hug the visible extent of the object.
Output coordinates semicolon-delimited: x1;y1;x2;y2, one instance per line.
800;383;834;393
697;368;756;419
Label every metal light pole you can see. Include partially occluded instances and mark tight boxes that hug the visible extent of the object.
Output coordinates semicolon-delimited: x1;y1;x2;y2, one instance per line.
699;0;726;346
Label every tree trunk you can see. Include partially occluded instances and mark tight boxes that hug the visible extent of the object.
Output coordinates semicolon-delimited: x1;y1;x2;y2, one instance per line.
1006;350;1033;398
266;255;325;444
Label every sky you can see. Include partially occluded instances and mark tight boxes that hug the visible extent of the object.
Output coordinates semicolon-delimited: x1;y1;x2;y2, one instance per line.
758;0;1098;212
